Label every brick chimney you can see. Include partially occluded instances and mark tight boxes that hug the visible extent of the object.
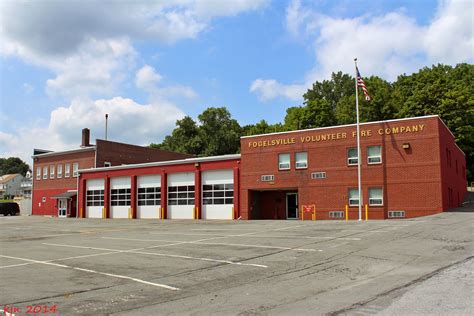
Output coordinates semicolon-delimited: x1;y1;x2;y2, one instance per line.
81;128;90;147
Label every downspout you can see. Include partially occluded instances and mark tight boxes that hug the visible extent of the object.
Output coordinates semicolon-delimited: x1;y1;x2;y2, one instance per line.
76;172;79;218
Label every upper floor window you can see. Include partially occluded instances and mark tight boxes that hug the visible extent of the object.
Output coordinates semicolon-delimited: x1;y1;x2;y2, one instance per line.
369;187;383;206
73;162;79;177
50;165;55;179
278;153;290;170
43;166;48;180
348;188;359;206
64;164;70;178
347;148;358;165
36;167;41;180
295;152;308;169
57;164;63;178
367;146;382;164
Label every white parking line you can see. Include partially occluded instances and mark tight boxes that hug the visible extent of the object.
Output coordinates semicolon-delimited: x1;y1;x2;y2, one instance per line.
42;242;268;268
0;251;120;269
102;237;321;252
149;232;361;241
0;254;179;290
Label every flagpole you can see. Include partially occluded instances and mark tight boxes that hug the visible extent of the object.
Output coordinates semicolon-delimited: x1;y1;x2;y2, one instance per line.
354;58;362;221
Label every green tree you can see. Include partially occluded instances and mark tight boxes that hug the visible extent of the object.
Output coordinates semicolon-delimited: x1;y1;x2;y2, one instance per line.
0;157;30;176
242;120;285;136
151;116;203;155
198;107;241;156
151;107;241;156
394;63;474;180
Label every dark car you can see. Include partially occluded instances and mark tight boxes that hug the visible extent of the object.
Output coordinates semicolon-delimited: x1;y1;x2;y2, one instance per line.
0;202;20;216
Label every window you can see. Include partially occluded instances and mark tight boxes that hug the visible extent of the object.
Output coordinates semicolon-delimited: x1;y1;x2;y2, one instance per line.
368;188;383;206
278;153;290;170
43;166;48;180
65;164;70;178
367;146;382;164
86;190;104;206
168;185;195;205
57;164;62;178
348;188;359;206
36;167;41;180
295;152;308;169
347;148;358;165
202;183;234;205
73;163;79;177
49;165;55;179
104;162;112;167
261;175;274;182
110;188;131;206
138;187;161;206
311;172;326;179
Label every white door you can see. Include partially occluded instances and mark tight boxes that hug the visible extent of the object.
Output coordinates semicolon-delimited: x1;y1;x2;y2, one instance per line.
86;179;104;218
168;172;195;219
110;177;131;218
202;170;234;219
137;175;161;219
58;199;67;217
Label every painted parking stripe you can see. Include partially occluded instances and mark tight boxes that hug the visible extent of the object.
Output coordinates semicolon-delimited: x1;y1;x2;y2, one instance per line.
0;254;179;290
149;232;361;241
103;237;321;252
0;251;122;269
43;242;268;268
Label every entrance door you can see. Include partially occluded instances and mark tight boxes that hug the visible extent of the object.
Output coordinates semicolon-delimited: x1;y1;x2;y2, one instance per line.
58;199;67;217
286;193;298;219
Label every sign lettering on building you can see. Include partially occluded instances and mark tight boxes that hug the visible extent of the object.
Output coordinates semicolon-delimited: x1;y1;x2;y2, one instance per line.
247;124;425;149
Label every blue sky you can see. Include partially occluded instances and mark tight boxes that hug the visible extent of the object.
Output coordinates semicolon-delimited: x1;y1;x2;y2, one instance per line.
0;0;472;163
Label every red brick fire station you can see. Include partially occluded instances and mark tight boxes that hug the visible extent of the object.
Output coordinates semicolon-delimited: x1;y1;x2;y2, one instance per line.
33;115;466;220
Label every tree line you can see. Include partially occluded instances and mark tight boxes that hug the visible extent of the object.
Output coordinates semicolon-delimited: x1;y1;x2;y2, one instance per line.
152;63;473;180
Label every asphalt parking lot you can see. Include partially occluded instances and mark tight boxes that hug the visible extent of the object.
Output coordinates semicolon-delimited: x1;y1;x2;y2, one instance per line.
1;206;473;315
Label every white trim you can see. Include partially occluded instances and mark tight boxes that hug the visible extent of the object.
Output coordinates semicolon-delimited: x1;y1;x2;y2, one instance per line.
79;154;240;174
32;146;96;159
241;115;440;139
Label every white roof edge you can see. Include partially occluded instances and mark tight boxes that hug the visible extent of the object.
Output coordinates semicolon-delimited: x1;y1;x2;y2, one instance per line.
241;115;440;139
79;154;241;174
32;146;96;159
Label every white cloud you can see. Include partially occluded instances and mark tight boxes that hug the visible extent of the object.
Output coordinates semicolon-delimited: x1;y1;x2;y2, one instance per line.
135;65;163;91
0;0;268;98
250;79;306;101
0;97;185;163
251;0;473;101
135;64;197;99
45;38;136;98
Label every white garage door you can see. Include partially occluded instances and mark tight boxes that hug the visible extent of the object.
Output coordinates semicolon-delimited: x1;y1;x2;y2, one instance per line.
202;170;234;220
167;172;195;219
110;177;131;218
137;175;161;219
86;179;104;218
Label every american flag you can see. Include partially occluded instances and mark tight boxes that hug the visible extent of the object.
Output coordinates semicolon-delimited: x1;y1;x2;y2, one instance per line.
356;67;371;101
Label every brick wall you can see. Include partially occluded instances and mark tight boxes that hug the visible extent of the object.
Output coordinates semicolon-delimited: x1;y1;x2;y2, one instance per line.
32;149;95;216
240;116;450;220
95;139;193;167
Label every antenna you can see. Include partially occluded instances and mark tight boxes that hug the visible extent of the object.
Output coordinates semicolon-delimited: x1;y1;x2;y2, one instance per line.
105;113;108;140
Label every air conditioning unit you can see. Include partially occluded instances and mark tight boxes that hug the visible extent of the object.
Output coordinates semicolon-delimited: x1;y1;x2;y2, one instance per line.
261;175;275;182
329;211;344;219
388;211;405;218
311;172;326;179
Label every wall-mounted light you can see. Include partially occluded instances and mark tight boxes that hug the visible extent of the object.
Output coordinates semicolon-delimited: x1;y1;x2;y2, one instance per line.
195;162;200;167
402;143;410;149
